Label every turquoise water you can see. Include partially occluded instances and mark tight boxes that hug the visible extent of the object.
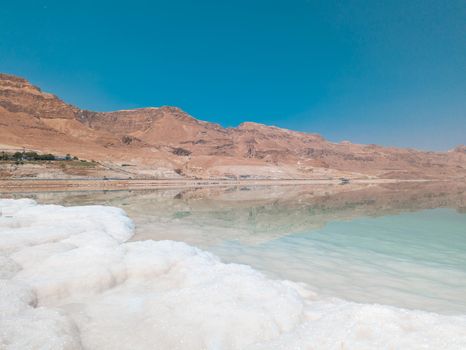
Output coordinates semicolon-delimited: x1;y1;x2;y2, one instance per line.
6;183;466;314
212;208;466;314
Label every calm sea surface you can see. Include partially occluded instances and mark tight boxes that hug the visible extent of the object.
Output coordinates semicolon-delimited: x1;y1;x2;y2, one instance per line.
5;182;466;314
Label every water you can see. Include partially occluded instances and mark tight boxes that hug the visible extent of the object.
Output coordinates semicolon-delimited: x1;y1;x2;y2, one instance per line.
213;209;466;314
4;181;466;315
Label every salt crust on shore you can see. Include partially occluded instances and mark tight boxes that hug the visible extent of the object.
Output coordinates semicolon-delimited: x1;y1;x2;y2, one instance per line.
1;199;466;350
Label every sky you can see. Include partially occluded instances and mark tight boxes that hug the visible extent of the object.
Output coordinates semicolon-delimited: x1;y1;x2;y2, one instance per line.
0;0;464;151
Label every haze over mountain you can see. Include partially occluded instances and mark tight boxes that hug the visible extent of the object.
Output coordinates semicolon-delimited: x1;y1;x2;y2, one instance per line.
1;73;465;180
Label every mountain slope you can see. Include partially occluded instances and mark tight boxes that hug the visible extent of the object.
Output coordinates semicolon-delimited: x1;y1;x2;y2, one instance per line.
1;73;465;179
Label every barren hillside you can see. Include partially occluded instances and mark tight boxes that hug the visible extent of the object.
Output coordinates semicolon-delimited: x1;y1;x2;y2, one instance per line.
1;73;465;179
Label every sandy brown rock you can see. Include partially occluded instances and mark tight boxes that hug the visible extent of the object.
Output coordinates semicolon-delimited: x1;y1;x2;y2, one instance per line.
1;73;465;180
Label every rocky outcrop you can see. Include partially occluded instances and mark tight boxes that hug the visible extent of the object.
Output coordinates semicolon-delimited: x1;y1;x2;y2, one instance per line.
1;73;465;179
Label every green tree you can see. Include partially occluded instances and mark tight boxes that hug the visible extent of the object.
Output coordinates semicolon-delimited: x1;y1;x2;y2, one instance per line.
12;152;23;161
24;151;39;160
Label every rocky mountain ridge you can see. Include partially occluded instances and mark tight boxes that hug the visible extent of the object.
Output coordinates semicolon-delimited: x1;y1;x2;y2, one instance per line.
1;73;465;179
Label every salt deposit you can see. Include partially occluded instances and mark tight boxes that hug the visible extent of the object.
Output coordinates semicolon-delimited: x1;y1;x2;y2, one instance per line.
1;199;466;349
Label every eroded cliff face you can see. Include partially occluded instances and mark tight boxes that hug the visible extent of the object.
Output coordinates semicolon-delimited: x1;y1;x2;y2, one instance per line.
1;73;465;179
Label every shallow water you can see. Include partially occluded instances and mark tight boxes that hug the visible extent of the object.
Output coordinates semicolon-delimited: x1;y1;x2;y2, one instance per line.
212;208;466;314
6;182;466;315
2;182;466;349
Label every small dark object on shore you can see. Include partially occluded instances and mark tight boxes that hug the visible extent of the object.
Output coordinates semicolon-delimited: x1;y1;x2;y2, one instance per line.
340;178;350;184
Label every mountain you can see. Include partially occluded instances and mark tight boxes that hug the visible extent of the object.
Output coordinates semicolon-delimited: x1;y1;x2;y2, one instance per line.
1;73;465;179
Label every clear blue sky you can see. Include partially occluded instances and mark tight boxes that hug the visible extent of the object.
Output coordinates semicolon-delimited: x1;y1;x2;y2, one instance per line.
1;0;464;150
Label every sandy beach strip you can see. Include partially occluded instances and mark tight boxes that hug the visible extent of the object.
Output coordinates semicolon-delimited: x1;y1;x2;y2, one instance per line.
0;177;434;193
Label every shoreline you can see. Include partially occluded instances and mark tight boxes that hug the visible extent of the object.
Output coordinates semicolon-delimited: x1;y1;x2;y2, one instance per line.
2;198;466;349
0;177;437;193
